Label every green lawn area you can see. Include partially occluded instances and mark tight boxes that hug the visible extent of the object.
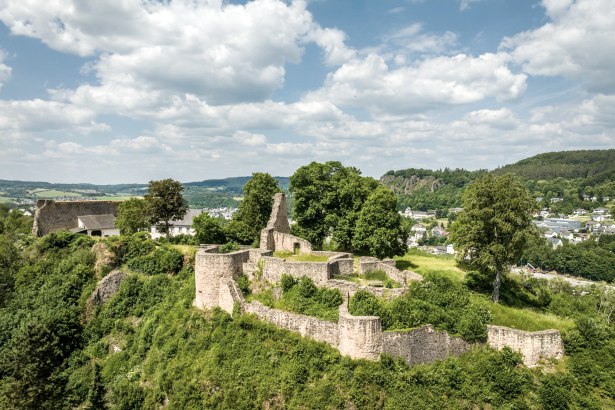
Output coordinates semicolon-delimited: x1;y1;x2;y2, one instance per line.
273;251;329;262
33;189;81;198
473;295;574;332
395;249;465;282
0;196;17;203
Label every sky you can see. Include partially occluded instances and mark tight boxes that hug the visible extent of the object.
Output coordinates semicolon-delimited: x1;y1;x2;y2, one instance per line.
0;0;613;184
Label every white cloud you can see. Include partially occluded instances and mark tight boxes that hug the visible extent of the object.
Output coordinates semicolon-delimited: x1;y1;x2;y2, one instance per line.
386;23;458;55
308;52;526;115
502;0;615;91
0;0;330;106
459;0;484;11
0;50;11;89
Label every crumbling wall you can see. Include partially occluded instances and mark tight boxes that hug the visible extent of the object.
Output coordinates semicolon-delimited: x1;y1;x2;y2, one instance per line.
266;193;291;233
359;256;422;285
262;256;330;284
194;249;250;309
323;279;407;300
328;258;354;276
382;326;472;366
243;300;339;347
337;304;383;360
487;325;564;366
32;200;119;236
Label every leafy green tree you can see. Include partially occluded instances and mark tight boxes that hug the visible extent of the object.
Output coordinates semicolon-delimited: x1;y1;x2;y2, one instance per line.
352;187;408;259
192;212;226;244
227;173;280;245
450;173;537;303
290;161;378;249
144;179;188;238
116;198;151;235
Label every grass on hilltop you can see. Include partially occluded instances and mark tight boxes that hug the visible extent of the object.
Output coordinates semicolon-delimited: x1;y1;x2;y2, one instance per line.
395;249;465;282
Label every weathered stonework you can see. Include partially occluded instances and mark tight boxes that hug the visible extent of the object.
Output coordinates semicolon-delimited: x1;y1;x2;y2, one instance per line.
262;256;330;284
90;270;127;305
194;248;250;310
323;279;408;300
259;193;313;254
359;256;423;285
382;326;472;366
487;325;564;366
32;199;119;236
338;304;383;360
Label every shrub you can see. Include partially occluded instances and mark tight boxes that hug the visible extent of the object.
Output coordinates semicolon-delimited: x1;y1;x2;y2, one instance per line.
126;246;183;275
236;274;250;296
281;274;297;293
457;304;491;343
298;276;317;298
315;287;343;308
219;241;240;253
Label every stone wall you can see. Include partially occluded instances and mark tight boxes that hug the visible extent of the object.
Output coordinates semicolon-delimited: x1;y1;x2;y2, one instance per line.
243;300;339;347
359;256;422;285
262;256;330;284
382;326;472;366
337;305;383;360
32;199;119;236
194;249;250;309
487;325;564;366
323;279;408;300
327;258;354;276
266;193;291;234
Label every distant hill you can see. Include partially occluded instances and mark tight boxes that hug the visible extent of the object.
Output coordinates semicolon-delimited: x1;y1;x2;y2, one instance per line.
382;149;615;212
184;176;290;194
492;149;615;183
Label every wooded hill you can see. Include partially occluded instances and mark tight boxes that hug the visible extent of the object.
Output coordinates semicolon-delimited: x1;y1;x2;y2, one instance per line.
382;149;615;212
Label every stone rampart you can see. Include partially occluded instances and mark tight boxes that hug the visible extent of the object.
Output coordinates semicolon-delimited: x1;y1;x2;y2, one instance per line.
194;249;250;310
243;300;339;347
328;258;354;276
382;326;472;366
338;304;383;360
32;199;119;236
487;325;564;366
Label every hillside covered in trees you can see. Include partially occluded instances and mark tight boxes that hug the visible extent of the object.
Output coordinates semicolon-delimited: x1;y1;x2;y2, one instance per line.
381;149;615;212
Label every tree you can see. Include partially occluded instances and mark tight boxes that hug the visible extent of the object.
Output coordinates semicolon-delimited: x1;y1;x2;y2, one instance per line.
226;173;281;245
289;161;378;249
192;212;226;244
144;179;188;238
115;198;151;235
450;173;537;303
352;186;408;259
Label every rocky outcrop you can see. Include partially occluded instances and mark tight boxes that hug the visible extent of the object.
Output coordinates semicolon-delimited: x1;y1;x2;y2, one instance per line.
92;242;116;273
90;270;127;305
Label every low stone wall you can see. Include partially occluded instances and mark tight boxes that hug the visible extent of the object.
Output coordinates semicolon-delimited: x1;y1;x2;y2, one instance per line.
243;300;339;347
328;258;354;276
262;256;330;285
382;326;472;366
323;279;408;300
487;325;564;366
359;257;422;285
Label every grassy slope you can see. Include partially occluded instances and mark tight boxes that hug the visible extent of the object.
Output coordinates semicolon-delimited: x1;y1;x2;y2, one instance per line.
395;250;573;332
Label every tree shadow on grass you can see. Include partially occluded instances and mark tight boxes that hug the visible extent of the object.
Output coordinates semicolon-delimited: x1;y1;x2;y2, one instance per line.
396;260;418;270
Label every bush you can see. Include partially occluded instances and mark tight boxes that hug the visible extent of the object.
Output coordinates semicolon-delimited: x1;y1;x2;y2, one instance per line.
281;274;297;293
236;274;250;296
126;246;183;275
219;241;240;253
298;276;317;298
457;304;491;343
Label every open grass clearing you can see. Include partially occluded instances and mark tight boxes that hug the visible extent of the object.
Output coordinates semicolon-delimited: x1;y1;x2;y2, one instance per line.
395;249;465;282
0;196;17;203
472;295;574;332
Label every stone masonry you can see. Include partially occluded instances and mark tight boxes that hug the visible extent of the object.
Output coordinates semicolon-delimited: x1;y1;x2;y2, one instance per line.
260;193;312;254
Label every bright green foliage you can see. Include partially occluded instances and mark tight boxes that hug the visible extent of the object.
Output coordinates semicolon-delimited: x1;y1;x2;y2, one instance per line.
218;241;240;253
104;232;155;265
115;198;150;235
144;179;188;238
349;276;491;343
450;173;537;303
226;173;281;245
126;246;183;275
251;275;343;321
0;231;613;408
192;212;226;244
290;161;379;249
352;187;408;259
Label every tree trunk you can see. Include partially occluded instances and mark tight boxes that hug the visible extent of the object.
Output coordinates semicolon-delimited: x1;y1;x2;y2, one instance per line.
492;269;501;303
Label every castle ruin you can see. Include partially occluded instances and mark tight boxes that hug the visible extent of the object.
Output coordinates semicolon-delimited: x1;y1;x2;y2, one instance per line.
32;199;119;236
194;193;564;367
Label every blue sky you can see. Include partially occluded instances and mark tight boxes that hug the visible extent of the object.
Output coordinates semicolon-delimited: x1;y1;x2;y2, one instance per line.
0;0;613;183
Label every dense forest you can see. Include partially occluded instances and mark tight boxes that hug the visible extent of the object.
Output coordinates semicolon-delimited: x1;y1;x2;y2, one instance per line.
381;149;615;211
0;203;614;408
